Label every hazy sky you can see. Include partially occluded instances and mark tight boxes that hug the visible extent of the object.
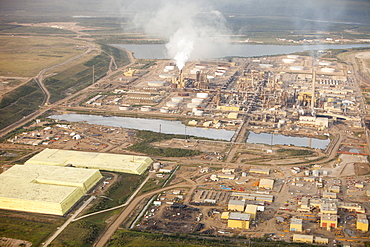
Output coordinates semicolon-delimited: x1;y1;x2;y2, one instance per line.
0;0;368;24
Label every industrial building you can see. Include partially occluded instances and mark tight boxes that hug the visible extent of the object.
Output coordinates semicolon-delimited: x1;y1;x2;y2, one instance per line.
292;234;314;244
0;164;102;215
227;212;251;229
25;148;153;175
228;199;246;211
245;204;258;220
249;168;270;175
320;214;338;230
290;218;303;232
357;214;369;232
259;178;274;189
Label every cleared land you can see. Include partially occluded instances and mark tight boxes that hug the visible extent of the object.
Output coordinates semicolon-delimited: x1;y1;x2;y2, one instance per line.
0;36;87;77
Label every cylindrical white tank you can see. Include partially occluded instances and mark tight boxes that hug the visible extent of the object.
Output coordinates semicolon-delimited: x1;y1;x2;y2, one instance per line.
282;58;295;64
194;110;204;116
153;163;161;170
166;101;179;108
148;81;165;87
187;103;199;108
195;64;207;69
160;107;169;113
165;65;175;70
141;106;151;112
319;61;332;66
171;97;183;103
119;105;130;111
290;66;304;71
321;67;335;73
196;93;208;99
192;98;203;104
259;64;273;68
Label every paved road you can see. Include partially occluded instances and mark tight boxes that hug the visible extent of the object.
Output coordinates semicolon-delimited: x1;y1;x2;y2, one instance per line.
43;196;96;246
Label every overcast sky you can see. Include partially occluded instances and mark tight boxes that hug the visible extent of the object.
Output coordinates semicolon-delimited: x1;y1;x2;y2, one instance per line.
0;0;368;24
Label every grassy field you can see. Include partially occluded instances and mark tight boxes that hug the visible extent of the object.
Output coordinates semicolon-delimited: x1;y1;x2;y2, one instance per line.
0;36;86;77
0;210;64;246
108;230;316;247
0;79;43;130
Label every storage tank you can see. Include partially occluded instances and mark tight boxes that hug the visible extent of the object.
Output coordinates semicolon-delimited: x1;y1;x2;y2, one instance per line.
192;98;203;104
259;64;273;68
194;110;204;116
165;65;175;70
166;101;179;108
187;103;199;108
160;107;169;113
321;67;335;73
282;58;295;64
319;61;331;66
119;105;130;111
171;97;183;103
141;106;151;112
290;66;304;71
148;81;165;87
196;93;208;99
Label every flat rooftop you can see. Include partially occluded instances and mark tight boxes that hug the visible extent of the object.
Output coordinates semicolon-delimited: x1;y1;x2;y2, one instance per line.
0;164;102;215
25;148;153;175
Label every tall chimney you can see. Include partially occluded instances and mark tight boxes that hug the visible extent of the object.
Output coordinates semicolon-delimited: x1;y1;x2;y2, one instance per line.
311;70;316;114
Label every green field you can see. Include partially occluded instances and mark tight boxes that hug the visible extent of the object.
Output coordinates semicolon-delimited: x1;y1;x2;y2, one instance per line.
0;35;86;77
108;230;316;247
0;210;64;246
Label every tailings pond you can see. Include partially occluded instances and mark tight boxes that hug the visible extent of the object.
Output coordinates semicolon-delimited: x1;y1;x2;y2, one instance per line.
49;114;330;148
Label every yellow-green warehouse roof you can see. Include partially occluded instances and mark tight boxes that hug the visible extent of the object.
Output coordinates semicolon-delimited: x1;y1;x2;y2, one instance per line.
0;164;102;215
25;149;153;175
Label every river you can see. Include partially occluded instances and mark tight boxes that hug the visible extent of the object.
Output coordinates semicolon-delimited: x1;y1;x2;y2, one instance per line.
113;43;370;59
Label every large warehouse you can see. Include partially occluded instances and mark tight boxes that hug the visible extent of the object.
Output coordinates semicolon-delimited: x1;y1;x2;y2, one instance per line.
25;148;153;175
0;164;102;215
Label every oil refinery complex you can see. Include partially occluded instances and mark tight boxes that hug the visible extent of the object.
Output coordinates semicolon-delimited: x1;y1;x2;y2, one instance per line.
2;49;370;247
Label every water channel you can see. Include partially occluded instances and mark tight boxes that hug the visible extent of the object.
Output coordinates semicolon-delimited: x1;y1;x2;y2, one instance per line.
49;114;330;149
114;43;370;59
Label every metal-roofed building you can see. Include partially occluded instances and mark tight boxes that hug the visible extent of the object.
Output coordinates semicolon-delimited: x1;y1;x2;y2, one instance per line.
25;148;153;175
0;164;102;215
228;212;251;229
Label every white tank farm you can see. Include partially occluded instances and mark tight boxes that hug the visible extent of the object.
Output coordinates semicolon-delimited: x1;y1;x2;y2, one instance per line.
119;105;130;111
159;74;174;79
187;102;199;108
171;97;184;103
282;58;295;64
290;66;304;71
141;106;151;112
321;67;335;73
196;93;208;99
148;81;165;87
160;107;169;113
166;101;179;108
192;98;203;104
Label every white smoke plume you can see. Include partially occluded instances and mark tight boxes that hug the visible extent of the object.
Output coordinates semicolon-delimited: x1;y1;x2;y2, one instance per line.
121;0;230;70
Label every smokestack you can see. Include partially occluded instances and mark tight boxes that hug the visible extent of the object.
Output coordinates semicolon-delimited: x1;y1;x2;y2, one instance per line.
179;69;185;88
311;70;316;114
